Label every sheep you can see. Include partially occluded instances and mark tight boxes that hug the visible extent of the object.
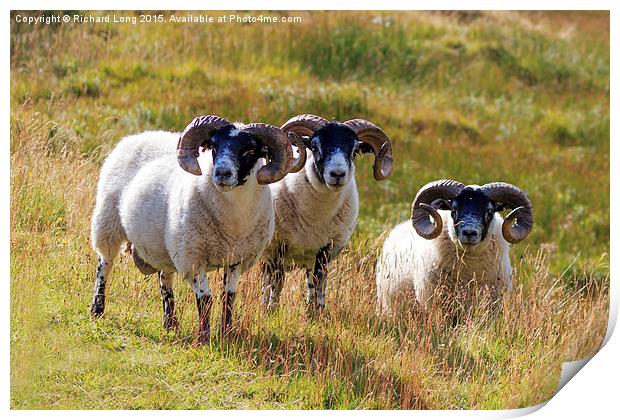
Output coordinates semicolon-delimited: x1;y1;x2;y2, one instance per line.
90;115;300;344
375;179;534;316
260;114;394;314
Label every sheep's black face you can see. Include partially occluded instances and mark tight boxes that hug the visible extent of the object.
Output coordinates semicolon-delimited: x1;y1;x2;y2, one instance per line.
209;125;267;191
304;123;364;191
436;187;498;246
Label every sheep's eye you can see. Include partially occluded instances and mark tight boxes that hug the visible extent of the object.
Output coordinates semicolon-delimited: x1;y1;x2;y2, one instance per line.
242;149;254;158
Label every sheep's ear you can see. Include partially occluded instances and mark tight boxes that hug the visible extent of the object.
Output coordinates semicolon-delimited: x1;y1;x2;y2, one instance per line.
431;199;451;210
358;141;374;154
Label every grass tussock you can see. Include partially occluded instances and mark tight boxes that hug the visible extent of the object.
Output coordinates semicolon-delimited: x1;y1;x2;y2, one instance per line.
10;11;609;409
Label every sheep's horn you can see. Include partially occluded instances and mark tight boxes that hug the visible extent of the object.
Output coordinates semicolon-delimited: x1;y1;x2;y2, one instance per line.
344;119;393;181
411;179;465;239
242;123;293;185
177;115;231;176
280;114;329;138
285;132;307;173
481;182;534;244
280;114;327;174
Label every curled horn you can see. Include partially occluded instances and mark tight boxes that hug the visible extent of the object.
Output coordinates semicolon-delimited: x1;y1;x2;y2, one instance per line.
344;119;393;181
280;114;329;137
177;115;231;176
285;131;308;173
280;114;329;174
242;123;293;185
481;182;534;244
411;179;465;239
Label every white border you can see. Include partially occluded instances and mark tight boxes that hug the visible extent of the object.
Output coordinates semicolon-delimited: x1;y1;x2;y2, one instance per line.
4;1;616;418
3;1;618;10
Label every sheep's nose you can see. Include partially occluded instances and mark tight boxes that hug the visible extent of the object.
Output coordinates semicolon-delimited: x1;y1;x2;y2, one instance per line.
329;169;346;179
461;228;479;239
214;167;233;179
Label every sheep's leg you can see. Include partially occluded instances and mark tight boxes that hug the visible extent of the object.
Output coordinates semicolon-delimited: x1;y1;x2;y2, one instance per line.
221;263;240;337
306;244;331;314
158;272;179;332
191;272;212;346
260;262;271;308
305;269;316;308
90;254;116;317
260;244;285;311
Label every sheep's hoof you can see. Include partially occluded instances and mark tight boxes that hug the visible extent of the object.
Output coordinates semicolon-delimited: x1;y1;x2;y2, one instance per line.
220;324;233;339
266;302;280;314
163;315;179;332
192;329;210;346
306;305;322;319
90;297;105;318
306;303;329;321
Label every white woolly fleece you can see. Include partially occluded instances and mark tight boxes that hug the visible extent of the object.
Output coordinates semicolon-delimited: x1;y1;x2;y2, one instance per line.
91;130;275;284
375;211;513;315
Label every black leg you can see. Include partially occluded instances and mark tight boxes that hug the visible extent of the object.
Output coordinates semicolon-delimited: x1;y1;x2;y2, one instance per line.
307;244;331;314
305;269;316;307
90;257;106;317
261;243;285;311
194;293;213;346
221;264;240;337
158;272;178;331
221;291;236;336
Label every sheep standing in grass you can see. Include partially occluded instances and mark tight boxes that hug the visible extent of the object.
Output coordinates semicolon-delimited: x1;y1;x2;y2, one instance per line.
90;115;299;344
261;114;393;313
376;179;534;315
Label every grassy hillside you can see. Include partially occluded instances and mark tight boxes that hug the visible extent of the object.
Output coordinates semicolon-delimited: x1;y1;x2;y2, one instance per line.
10;11;609;409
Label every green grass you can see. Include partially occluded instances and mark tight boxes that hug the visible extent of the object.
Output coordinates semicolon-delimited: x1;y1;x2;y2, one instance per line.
10;10;609;409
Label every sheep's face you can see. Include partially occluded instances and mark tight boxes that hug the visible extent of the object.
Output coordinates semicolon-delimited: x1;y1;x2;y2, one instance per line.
436;187;498;247
209;126;267;192
304;123;365;191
